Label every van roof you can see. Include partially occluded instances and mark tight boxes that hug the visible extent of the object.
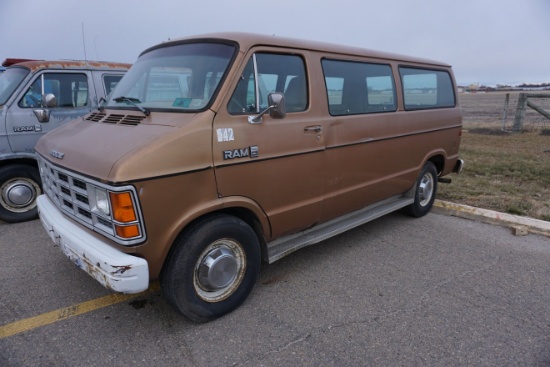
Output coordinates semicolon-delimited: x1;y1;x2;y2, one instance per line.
145;32;451;68
4;59;131;72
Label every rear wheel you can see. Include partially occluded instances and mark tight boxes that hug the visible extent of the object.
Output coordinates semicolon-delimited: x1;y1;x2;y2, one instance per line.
160;214;261;322
404;161;438;218
0;164;42;223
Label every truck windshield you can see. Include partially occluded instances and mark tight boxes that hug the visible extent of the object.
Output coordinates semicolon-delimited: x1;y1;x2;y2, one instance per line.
0;67;29;106
107;42;236;112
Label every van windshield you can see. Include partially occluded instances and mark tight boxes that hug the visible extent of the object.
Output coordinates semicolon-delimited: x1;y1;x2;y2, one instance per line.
0;67;29;106
106;42;236;112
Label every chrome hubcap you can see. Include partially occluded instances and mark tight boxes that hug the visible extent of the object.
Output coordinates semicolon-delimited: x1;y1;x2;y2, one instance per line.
0;178;39;212
418;173;434;207
198;247;239;291
194;240;246;302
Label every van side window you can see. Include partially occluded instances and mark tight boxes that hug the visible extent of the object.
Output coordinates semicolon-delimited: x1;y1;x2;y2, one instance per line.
18;73;88;108
321;59;396;116
399;67;455;110
228;53;307;115
103;74;123;96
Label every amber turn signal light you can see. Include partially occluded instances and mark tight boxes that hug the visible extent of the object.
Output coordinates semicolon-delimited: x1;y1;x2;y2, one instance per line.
115;224;140;239
109;192;137;222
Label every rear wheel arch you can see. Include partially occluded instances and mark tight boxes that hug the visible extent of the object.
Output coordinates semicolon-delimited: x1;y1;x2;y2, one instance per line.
427;154;445;176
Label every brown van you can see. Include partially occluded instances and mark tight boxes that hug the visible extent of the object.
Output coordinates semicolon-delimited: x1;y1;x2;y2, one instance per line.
35;32;463;322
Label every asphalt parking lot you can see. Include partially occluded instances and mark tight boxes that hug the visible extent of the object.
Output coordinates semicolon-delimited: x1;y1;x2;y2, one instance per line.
1;212;549;366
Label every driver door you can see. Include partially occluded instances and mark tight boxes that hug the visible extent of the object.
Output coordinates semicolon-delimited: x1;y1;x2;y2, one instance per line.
6;71;92;154
213;51;326;239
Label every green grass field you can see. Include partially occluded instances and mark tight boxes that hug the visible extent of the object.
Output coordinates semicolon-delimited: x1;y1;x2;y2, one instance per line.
437;92;550;221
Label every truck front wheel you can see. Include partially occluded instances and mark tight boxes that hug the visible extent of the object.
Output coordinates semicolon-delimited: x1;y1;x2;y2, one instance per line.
160;214;261;322
0;164;42;223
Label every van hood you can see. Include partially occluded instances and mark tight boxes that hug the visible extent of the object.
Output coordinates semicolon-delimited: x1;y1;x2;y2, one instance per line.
35;110;214;183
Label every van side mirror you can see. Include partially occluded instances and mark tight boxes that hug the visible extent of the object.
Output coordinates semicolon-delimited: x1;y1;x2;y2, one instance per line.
33;94;57;123
248;92;286;124
267;92;286;119
42;93;57;108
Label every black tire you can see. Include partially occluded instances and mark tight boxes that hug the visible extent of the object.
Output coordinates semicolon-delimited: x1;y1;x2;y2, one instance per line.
0;164;42;223
404;161;438;218
160;214;261;322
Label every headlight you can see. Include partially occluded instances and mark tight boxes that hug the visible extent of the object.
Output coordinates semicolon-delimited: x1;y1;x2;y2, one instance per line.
94;188;110;216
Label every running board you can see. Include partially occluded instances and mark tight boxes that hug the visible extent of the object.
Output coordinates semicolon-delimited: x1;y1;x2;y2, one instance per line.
266;195;414;264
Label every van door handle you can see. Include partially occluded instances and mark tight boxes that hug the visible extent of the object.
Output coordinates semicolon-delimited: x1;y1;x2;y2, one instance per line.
304;125;322;133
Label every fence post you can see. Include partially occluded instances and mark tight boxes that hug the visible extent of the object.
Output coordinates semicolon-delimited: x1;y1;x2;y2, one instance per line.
501;93;510;131
512;93;528;132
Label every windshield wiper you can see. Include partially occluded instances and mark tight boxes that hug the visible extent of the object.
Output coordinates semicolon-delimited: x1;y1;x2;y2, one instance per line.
98;97;106;112
113;96;150;116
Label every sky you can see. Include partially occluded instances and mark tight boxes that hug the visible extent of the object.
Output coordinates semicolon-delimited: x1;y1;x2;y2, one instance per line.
1;0;549;87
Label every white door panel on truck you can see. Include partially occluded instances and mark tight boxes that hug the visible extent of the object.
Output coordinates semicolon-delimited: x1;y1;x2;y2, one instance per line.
5;70;93;154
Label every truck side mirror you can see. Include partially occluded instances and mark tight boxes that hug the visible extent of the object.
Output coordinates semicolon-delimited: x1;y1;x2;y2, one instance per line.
267;92;286;119
42;93;57;108
33;94;57;123
248;92;286;124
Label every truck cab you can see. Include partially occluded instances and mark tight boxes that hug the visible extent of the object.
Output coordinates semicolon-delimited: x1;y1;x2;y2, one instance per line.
0;59;129;223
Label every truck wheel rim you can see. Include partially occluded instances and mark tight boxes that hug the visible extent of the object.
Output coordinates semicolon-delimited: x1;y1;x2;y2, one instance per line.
418;173;434;207
194;239;246;302
0;178;40;212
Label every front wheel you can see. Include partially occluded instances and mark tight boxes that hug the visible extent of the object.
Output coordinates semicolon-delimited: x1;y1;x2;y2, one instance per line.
160;214;261;322
404;161;438;218
0;164;42;223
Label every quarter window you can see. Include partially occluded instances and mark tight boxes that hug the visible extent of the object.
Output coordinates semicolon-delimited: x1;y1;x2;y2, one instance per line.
103;74;123;96
321;59;396;116
399;67;455;110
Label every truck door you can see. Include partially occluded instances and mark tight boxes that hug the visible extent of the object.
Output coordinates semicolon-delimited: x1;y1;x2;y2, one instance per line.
6;71;93;154
213;51;326;239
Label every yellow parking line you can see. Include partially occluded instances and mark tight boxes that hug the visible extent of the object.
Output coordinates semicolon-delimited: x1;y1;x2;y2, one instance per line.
0;282;160;339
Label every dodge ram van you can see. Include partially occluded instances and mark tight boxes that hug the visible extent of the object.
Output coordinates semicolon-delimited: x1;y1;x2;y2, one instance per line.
0;59;129;222
35;33;463;321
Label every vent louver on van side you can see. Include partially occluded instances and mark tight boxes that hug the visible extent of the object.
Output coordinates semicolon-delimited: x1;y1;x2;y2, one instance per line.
83;112;145;126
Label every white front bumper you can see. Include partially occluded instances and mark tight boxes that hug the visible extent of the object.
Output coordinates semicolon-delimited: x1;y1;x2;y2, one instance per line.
37;195;149;294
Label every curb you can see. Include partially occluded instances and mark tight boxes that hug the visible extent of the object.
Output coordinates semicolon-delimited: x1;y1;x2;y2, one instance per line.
433;200;550;238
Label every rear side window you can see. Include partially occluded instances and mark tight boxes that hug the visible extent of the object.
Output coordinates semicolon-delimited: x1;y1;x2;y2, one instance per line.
228;53;308;114
399;67;455;110
19;73;89;108
321;59;396;116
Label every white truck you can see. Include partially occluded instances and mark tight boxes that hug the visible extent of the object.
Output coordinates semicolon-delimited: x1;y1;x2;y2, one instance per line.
0;59;129;222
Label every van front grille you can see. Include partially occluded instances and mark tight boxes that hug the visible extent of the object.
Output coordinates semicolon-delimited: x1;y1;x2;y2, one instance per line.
37;155;145;246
